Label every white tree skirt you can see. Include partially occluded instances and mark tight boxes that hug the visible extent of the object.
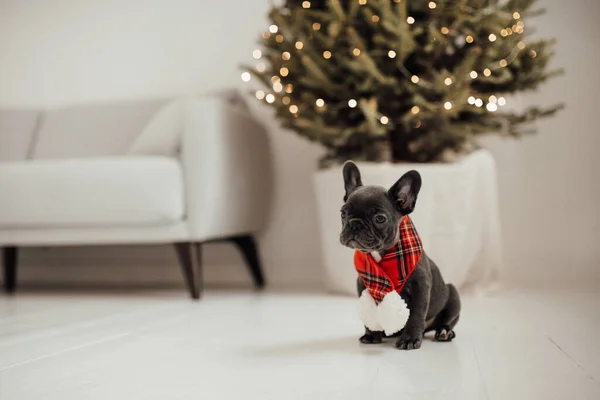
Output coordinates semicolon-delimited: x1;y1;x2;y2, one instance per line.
314;149;502;296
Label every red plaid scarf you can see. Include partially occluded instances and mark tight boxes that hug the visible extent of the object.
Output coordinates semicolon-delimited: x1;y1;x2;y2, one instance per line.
354;216;423;303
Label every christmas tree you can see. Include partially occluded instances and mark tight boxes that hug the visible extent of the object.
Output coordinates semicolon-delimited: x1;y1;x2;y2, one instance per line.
243;0;563;167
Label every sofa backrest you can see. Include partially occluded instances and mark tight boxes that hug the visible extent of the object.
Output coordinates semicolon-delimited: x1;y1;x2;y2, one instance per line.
0;91;249;161
32;99;167;159
0;109;40;161
0;98;169;161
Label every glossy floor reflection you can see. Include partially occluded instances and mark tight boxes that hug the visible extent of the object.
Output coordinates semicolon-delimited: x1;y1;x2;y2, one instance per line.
0;288;599;399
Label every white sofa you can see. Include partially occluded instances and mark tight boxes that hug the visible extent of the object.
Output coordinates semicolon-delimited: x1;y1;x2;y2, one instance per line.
0;94;272;298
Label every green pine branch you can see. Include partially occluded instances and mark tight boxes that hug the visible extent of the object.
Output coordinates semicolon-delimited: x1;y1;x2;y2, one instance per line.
244;0;563;165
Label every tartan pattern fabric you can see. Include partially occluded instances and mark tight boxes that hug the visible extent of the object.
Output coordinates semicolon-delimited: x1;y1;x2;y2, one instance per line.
354;216;423;303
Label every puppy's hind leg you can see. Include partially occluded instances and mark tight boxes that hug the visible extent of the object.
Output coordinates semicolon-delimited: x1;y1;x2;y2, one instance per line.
432;284;461;342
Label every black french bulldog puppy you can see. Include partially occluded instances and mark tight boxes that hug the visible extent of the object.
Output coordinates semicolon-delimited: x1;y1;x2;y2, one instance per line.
339;161;461;350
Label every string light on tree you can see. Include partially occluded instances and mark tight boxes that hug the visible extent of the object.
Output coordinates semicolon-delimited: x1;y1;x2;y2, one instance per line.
265;94;275;104
530;50;537;58
241;72;251;82
513;12;521;19
249;0;562;165
262;32;270;39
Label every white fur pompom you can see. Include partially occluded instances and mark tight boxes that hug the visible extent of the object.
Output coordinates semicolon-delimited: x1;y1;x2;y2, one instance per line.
357;289;382;331
375;291;410;335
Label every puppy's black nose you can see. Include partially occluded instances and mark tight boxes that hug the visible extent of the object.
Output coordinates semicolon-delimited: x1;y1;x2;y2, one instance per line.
350;220;362;233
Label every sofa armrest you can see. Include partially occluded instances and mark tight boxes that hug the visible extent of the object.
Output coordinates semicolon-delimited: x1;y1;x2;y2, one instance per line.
181;96;272;241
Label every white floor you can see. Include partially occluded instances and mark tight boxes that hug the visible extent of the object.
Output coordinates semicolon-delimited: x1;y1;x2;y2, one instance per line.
0;288;599;400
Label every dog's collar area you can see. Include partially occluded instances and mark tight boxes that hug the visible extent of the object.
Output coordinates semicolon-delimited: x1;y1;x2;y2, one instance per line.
370;251;382;262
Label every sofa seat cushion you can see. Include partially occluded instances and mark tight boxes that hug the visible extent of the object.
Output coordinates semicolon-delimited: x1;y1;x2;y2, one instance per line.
0;157;184;228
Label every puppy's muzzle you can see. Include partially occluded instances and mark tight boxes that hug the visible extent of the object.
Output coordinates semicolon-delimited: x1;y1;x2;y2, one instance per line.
349;219;365;233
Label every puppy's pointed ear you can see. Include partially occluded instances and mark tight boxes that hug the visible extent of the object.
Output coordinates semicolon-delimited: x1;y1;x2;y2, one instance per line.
388;170;422;214
342;161;362;202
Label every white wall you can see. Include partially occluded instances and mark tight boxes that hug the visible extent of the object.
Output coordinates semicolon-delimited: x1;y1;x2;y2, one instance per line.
0;0;597;289
481;0;600;285
0;0;269;106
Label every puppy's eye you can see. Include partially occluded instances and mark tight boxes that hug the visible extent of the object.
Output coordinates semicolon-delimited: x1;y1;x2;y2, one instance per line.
374;214;387;224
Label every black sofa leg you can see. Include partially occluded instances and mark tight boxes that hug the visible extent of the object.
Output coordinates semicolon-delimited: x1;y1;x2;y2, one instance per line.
174;243;202;300
3;247;18;294
228;235;265;289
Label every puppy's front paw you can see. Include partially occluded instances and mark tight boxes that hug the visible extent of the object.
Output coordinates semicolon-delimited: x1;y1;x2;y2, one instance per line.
395;331;423;350
359;331;383;344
